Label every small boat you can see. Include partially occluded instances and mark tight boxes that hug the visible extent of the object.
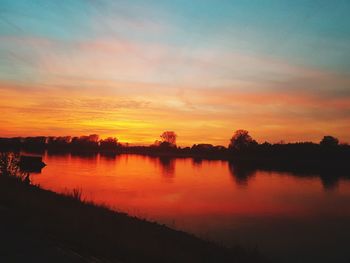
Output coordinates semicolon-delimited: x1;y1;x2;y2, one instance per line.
19;155;46;172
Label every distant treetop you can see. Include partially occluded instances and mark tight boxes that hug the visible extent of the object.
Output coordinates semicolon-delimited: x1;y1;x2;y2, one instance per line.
320;136;339;147
160;131;177;146
228;129;257;151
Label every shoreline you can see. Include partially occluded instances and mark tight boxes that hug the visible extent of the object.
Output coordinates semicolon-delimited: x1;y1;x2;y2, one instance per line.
0;175;267;263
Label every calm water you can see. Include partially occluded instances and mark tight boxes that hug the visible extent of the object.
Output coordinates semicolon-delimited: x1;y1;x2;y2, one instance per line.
31;153;350;263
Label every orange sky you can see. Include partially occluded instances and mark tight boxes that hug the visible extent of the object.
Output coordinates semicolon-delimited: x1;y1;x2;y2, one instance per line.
1;72;349;146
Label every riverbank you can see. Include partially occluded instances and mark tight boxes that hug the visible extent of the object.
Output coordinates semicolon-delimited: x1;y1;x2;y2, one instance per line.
0;175;267;263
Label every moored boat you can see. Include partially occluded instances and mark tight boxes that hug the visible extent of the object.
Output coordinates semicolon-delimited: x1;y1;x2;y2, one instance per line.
19;155;46;172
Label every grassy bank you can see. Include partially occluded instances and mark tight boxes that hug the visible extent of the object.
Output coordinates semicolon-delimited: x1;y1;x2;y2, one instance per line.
0;176;267;263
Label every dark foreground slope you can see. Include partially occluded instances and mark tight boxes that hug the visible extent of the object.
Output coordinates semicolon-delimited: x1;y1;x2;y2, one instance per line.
0;176;267;263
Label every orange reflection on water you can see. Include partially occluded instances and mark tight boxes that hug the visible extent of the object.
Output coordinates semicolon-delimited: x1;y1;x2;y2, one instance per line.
31;154;350;219
31;153;350;262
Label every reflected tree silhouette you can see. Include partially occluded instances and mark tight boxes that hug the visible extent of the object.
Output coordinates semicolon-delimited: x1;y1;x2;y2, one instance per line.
319;170;340;191
71;152;98;160
100;151;118;160
192;158;203;167
158;156;175;178
228;162;256;186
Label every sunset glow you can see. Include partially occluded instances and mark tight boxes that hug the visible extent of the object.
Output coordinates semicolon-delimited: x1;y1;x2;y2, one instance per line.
1;1;350;146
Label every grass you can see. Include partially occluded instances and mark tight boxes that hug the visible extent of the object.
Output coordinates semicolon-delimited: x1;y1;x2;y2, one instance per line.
70;187;83;201
0;175;269;263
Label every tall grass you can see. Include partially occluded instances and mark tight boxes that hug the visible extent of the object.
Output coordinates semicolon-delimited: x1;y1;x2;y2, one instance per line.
71;188;83;201
0;152;28;182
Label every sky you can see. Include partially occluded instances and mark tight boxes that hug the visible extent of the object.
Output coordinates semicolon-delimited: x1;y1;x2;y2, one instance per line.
1;0;350;146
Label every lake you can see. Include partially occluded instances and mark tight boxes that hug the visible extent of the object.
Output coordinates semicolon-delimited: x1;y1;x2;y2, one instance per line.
31;153;350;263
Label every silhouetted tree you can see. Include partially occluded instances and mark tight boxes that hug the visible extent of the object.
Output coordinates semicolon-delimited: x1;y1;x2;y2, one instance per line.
191;144;214;153
320;136;339;147
228;130;257;151
57;136;72;144
100;137;119;151
160;131;177;146
0;137;21;150
150;132;177;151
22;136;47;151
152;140;162;147
47;136;72;150
88;134;99;143
71;134;99;151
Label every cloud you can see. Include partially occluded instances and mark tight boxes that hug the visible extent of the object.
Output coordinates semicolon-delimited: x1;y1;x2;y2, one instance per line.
1;31;350;145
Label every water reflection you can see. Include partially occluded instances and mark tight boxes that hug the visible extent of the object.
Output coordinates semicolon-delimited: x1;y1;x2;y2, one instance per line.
320;171;340;191
192;158;203;167
71;152;98;160
29;152;350;263
158;156;175;178
100;152;118;160
228;162;256;186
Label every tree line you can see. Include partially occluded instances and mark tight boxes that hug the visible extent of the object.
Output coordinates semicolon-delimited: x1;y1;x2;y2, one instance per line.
0;130;348;161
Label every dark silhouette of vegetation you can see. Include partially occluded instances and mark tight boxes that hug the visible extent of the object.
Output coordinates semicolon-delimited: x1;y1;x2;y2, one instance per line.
47;136;72;149
71;134;100;152
0;152;29;182
160;131;177;146
191;144;226;155
320;135;339;147
100;137;119;151
228;129;258;151
70;187;83;202
2;129;348;190
152;131;178;150
1;130;349;176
